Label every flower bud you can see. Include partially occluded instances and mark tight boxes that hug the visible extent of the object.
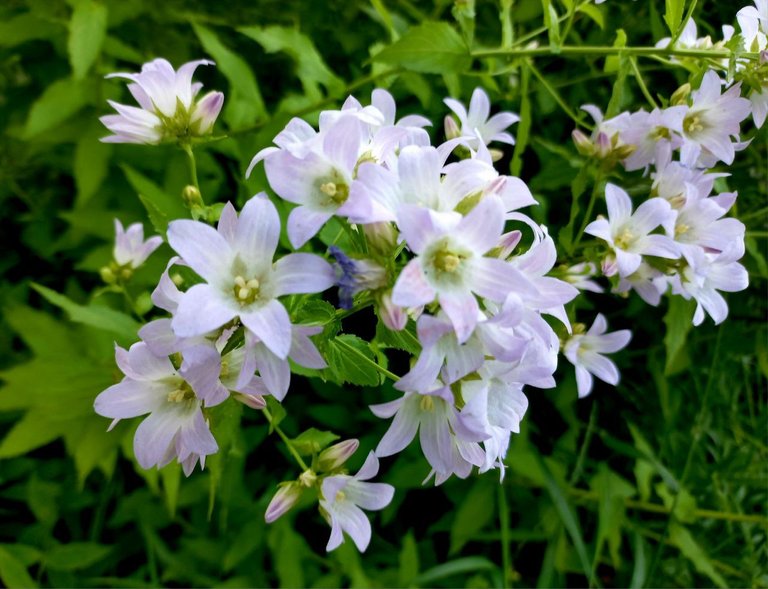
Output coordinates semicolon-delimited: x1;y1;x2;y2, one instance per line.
190;91;224;135
601;254;618;277
571;129;594;156
488;148;504;162
265;482;302;523
100;266;116;284
363;222;397;256
235;392;266;409
378;290;407;331
317;439;359;472
444;115;461;140
182;185;203;208
489;230;523;259
670;83;691;106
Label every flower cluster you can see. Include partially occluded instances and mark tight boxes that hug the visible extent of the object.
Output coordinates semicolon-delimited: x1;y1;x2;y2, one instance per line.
573;69;751;327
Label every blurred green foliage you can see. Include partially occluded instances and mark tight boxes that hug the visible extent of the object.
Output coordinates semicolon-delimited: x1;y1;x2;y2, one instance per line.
0;0;766;587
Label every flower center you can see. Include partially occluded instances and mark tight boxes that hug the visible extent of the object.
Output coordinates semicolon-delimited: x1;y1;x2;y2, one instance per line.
335;490;346;502
675;223;690;238
419;395;435;412
233;275;260;305
614;228;635;250
683;114;704;135
318;174;350;206
650;126;671;141
167;381;195;404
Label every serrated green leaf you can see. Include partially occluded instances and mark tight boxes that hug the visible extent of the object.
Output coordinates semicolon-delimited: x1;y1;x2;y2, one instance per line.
449;478;496;554
32;283;139;340
668;523;728;588
655;482;698;523
68;0;108;79
0;545;37;589
291;428;339;456
374;320;420;354
325;335;380;386
3;304;74;358
663;296;695;375
23;77;91;138
374;21;470;74
44;543;111;571
604;29;627;73
193;23;266;128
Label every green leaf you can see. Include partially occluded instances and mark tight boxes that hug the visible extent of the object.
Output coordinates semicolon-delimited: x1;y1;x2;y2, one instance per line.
0;12;63;49
122;165;186;230
325;334;380;386
449;477;496;554
0;545;37;589
0;412;68;459
192;23;266;128
664;0;685;37
663;296;695;375
268;519;307;589
541;0;561;50
291;428;339;456
44;543;111;571
374;21;470;74
604;29;627;73
23;77;90;138
655;482;698;523
74;128;112;207
160;462;182;517
32;283;139;340
536;455;594;586
510;64;531;178
576;3;604;29
589;466;635;568
374;320;420;355
3;304;74;358
68;0;108;79
668;523;728;588
398;532;420;587
334;541;371;588
629;532;648;589
238;26;344;99
413;557;498;586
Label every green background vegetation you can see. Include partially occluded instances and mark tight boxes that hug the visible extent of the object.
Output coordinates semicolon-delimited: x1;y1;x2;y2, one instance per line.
0;0;766;587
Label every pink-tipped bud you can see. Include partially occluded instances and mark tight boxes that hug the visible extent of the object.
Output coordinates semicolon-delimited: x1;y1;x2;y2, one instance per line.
317;439;359;472
265;482;302;523
378;290;407;331
493;230;523;259
191;91;224;135
595;131;611;158
444;114;461;140
236;392;266;410
601;254;618;277
571;129;593;155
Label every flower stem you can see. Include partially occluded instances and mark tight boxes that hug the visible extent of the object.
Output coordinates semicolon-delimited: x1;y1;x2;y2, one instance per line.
472;45;756;61
181;142;201;193
262;407;309;471
630;56;659;109
498;483;512;588
527;62;584;125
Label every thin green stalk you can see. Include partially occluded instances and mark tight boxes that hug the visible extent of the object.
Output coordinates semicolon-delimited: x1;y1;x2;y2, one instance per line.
181;142;200;191
499;0;514;48
630;57;659;109
528;62;584;125
572;168;604;251
568;400;598;486
472;44;755;60
498;483;512;588
262;407;309;471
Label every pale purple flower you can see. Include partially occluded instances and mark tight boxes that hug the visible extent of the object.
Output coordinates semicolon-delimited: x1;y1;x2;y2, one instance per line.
94;342;221;475
101;58;223;144
113;219;163;269
573;105;632;160
673;244;749;325
444;87;519;149
613;262;670;306
265;482;302;523
391;196;536;343
584;184;679;278
318;439;360;471
680;71;751;167
737;1;768;50
167;195;335;359
320;452;395;552
619;106;687;171
561;262;604;293
651;161;726;209
563;314;632;398
371;387;487;479
663;195;745;257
